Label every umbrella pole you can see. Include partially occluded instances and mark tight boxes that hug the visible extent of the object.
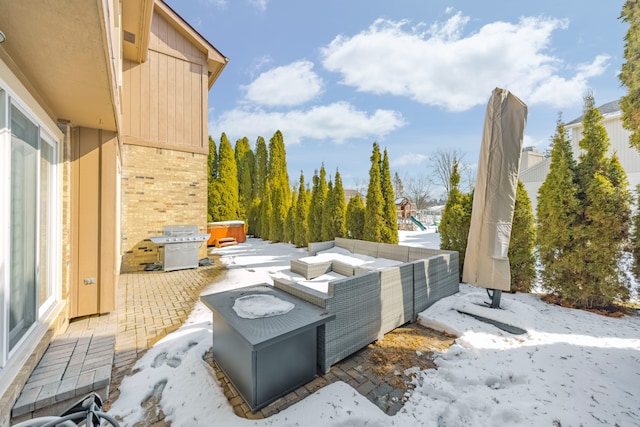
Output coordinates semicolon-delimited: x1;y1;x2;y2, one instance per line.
486;289;502;308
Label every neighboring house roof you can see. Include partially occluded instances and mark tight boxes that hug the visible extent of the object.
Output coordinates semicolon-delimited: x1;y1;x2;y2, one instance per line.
344;189;365;205
566;99;621;126
395;197;412;207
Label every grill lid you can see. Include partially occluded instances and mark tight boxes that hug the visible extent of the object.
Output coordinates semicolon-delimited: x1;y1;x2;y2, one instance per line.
150;225;210;244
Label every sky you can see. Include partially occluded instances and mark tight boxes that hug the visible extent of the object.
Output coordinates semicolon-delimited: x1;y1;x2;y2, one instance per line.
165;0;629;194
109;232;640;426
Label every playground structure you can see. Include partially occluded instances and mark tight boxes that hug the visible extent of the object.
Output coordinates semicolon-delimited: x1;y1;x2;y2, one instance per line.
391;196;444;231
409;215;427;231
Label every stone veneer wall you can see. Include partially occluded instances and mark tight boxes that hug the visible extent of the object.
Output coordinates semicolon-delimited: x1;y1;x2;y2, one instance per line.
120;145;208;272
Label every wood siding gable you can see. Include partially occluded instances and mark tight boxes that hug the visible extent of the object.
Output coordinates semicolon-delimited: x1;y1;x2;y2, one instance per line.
122;9;208;153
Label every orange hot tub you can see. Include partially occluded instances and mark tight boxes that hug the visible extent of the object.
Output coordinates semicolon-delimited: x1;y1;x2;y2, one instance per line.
207;221;246;247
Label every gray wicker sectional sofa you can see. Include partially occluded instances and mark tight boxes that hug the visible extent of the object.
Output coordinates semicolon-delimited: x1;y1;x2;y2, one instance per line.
273;237;459;373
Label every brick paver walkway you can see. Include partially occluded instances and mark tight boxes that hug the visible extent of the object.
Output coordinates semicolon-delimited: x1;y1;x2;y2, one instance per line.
108;258;226;406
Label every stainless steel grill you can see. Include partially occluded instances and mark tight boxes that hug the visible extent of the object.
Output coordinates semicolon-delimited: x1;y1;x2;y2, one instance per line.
150;225;210;272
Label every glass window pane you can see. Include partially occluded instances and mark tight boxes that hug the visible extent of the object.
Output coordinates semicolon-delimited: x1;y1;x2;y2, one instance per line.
39;140;54;306
0;89;5;129
9;104;38;350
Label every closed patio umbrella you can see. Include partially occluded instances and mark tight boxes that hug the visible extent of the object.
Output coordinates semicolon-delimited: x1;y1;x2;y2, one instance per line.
462;87;527;304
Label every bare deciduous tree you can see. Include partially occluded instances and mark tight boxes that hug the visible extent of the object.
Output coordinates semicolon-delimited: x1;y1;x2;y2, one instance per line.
352;178;368;196
431;149;464;196
392;171;404;197
403;174;433;211
431;148;475;196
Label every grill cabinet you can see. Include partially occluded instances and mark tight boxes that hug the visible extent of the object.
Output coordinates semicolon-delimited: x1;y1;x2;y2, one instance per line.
149;225;210;272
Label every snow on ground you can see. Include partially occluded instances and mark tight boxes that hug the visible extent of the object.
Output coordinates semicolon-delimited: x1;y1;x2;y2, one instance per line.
109;231;640;426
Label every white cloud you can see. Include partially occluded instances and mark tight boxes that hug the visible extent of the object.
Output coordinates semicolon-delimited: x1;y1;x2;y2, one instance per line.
243;60;324;107
202;0;227;8
248;0;268;11
391;153;429;167
210;101;405;144
321;14;607;112
527;54;610;108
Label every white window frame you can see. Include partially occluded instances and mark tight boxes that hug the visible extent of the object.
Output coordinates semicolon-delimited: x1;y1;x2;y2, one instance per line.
38;129;61;317
0;79;61;367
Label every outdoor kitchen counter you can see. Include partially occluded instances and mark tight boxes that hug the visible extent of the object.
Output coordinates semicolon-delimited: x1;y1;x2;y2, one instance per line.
200;284;335;412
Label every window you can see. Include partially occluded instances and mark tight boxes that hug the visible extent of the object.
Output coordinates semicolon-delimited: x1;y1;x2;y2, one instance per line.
39;135;57;313
0;85;60;364
9;104;38;350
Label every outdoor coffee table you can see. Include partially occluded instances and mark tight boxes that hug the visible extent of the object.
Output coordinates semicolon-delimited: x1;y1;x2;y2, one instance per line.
200;283;334;412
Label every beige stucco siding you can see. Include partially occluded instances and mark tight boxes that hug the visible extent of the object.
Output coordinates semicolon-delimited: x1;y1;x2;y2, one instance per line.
121;9;207;153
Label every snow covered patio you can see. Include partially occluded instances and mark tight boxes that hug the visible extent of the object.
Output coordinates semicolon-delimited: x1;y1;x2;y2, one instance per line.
107;231;640;426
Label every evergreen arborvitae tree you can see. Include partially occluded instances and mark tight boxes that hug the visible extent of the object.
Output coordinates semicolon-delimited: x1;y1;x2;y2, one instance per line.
331;170;347;238
572;94;631;307
308;171;321;243
267;131;290;243
253;137;268;200
508;180;536;293
321;180;335;241
248;198;261;237
363;143;385;242
294;172;309;247
631;185;640;278
284;188;297;244
537;116;581;297
207;135;218;179
321;171;347;240
380;148;398;244
207;136;219;222
260;180;272;240
249;137;268;236
235;137;255;221
620;0;640;151
439;160;472;279
346;194;365;240
308;166;328;243
209;133;240;221
542;94;633;308
269;186;286;242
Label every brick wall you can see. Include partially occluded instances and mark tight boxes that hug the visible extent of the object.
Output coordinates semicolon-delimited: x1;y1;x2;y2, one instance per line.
120;145;208;272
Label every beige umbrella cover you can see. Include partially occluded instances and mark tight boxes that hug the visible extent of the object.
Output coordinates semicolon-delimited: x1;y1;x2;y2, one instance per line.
462;88;528;291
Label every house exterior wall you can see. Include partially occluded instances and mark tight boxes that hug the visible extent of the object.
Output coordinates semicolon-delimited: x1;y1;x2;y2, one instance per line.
520;107;640;214
119;6;212;272
121;9;208;154
120;145;208;272
69;127;119;317
0;0;225;420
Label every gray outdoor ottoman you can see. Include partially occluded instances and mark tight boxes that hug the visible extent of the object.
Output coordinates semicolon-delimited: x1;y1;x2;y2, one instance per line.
201;284;334;412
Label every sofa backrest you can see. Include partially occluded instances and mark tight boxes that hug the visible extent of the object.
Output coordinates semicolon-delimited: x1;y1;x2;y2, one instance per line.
408;246;450;261
353;240;379;257
377;243;410;262
326;270;380;311
334;237;356;253
308;238;458;271
308;240;336;256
